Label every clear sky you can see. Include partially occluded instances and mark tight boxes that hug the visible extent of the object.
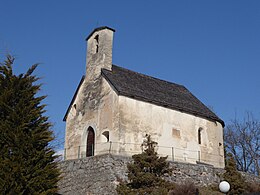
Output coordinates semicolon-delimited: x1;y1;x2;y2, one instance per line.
1;1;260;150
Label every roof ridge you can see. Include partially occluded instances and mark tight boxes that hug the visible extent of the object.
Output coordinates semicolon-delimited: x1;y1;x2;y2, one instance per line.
111;64;185;89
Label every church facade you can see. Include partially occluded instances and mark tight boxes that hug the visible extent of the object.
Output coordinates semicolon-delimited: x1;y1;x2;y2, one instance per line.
63;26;225;168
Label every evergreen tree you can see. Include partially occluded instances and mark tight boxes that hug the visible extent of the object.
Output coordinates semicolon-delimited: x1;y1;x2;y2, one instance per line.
117;134;174;195
0;55;60;194
223;153;245;195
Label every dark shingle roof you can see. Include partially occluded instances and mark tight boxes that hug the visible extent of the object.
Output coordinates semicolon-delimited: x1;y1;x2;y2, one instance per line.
102;65;224;127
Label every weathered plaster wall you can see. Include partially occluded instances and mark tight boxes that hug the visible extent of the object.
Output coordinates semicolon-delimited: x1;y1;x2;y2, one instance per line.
65;90;224;167
58;155;260;195
64;77;119;159
86;28;114;81
117;96;225;168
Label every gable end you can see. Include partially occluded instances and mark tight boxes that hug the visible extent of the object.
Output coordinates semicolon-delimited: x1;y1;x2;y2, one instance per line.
63;75;85;121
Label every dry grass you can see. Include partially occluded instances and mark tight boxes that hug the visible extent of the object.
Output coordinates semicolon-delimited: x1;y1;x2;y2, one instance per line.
169;182;198;195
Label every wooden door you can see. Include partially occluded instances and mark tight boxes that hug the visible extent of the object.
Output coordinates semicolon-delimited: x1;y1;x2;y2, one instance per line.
86;127;95;157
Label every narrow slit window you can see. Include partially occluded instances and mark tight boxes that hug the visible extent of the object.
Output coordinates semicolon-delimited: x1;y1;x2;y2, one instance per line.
198;128;202;145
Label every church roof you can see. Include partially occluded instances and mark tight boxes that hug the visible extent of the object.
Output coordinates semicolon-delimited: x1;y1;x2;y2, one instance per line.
102;65;225;127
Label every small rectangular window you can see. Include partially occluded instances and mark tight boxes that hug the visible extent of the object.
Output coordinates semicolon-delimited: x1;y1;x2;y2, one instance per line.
172;128;180;137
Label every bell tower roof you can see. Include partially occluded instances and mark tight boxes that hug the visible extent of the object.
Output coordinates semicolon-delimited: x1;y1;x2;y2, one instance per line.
86;26;115;41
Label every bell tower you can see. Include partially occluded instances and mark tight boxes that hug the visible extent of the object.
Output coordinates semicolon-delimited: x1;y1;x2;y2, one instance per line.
85;26;115;81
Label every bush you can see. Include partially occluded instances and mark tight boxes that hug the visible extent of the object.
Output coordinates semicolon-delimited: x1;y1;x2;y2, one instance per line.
223;153;245;194
169;181;198;195
199;184;223;195
245;181;260;193
116;134;174;195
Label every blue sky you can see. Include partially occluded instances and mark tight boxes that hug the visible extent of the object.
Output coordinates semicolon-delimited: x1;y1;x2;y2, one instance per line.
1;1;260;149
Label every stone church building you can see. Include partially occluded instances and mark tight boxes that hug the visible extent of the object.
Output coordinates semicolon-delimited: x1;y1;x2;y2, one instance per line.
63;26;225;168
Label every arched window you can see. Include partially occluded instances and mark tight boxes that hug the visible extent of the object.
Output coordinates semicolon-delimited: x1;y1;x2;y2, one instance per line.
198;128;202;145
86;127;95;157
102;131;109;142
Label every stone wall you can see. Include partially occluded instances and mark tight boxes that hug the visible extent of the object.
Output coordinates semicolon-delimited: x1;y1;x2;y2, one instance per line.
58;154;128;195
58;154;260;195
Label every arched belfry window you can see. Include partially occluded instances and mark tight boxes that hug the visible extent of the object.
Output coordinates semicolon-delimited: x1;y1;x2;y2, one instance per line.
86;127;95;157
94;35;99;53
198;128;202;145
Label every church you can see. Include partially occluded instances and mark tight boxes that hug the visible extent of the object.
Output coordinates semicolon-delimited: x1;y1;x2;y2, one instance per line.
63;26;225;168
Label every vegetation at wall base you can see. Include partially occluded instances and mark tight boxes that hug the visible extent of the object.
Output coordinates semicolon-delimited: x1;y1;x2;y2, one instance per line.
0;55;60;194
168;181;198;195
116;134;174;195
245;182;260;194
223;153;245;195
116;134;260;194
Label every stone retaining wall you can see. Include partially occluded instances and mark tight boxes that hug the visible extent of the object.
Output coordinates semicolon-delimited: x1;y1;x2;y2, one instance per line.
58;154;259;195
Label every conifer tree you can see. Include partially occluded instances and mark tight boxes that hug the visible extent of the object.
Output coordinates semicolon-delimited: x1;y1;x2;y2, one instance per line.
0;55;60;194
117;134;174;195
223;153;245;195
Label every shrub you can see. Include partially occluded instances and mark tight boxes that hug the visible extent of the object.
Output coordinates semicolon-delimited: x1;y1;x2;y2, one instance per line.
169;181;198;195
116;134;174;195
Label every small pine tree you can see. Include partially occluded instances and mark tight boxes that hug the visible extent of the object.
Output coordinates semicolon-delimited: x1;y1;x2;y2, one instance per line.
0;56;60;194
223;153;245;195
117;134;174;195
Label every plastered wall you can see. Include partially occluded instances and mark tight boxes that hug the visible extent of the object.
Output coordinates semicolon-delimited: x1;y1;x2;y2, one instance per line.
116;96;225;168
64;77;119;159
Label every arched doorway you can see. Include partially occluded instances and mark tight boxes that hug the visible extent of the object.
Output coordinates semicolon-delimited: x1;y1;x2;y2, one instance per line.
86;127;95;157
